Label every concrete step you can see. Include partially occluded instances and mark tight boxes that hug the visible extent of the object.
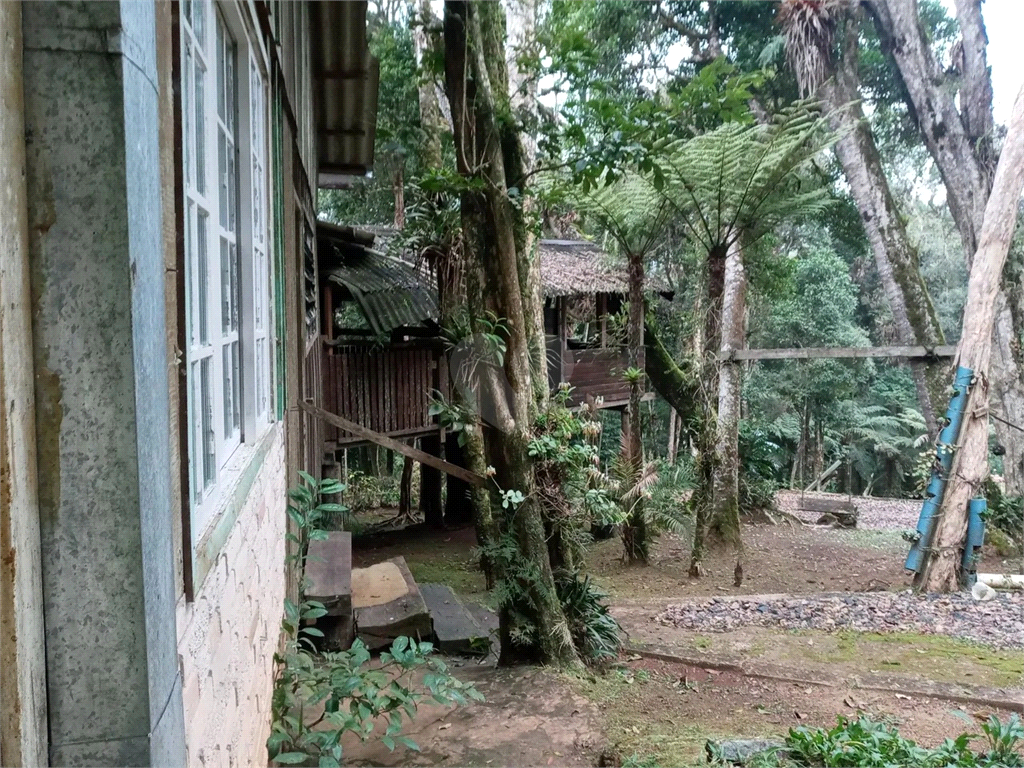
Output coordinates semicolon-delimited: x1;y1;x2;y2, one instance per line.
420;583;490;656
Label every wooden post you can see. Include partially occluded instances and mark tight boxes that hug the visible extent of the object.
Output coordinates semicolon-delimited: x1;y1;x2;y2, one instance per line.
598;292;608;348
419;434;443;528
444;433;474;527
920;85;1024;592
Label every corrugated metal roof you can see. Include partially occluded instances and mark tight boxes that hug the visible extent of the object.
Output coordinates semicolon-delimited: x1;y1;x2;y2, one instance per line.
310;1;380;188
318;222;438;335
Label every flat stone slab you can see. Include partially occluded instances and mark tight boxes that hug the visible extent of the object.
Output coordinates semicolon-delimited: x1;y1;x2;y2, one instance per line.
420;583;489;655
353;556;431;641
305;531;352;617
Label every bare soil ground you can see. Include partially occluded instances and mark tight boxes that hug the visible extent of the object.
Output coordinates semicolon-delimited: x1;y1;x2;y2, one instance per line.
347;506;1023;767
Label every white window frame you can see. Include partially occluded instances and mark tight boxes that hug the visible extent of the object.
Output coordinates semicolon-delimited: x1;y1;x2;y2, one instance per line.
181;0;275;543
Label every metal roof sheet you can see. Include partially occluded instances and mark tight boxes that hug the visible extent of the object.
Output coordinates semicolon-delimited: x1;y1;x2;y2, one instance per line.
310;1;380;188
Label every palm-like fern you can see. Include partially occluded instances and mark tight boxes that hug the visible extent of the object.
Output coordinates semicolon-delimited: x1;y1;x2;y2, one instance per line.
656;102;839;253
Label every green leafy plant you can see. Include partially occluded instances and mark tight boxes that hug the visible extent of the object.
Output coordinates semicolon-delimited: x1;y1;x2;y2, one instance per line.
268;637;482;766
785;713;1024;768
554;570;622;663
269;473;483;766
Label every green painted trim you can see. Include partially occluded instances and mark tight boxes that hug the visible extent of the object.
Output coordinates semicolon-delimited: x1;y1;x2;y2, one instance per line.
272;92;287;420
192;428;279;591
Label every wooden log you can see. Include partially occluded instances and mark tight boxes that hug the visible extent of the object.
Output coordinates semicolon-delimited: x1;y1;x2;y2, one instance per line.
728;345;957;361
298;401;488;488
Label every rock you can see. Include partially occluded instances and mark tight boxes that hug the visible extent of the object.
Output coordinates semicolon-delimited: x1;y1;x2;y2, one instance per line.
972;581;997;602
706;738;786;765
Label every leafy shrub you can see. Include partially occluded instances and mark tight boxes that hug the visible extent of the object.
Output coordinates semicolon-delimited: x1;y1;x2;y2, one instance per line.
345;469;402;514
554;570;622;664
984;478;1023;551
785;713;1024;768
268;636;482;766
269;473;482;766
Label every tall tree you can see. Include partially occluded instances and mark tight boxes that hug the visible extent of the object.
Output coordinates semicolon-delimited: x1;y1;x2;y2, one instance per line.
654;108;836;574
779;0;947;438
443;0;580;667
920;86;1024;592
866;0;1024;499
574;176;671;562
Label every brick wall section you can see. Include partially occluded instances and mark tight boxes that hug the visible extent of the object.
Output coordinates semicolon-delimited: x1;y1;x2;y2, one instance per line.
176;426;287;767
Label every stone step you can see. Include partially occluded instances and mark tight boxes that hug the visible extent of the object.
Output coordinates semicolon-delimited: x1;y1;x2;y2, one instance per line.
305;531;352;618
305;531;355;650
420;583;490;656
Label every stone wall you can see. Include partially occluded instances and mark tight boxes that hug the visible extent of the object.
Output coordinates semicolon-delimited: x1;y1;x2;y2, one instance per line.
176;425;287;767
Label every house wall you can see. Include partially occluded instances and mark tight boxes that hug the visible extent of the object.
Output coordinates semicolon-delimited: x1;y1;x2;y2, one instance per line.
176;425;287;767
21;1;185;763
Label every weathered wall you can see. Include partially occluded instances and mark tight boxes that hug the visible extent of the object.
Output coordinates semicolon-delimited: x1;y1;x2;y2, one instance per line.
176;426;287;768
22;1;185;763
0;4;48;765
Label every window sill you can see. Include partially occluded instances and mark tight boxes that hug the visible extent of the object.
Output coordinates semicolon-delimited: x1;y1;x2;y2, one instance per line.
189;422;282;597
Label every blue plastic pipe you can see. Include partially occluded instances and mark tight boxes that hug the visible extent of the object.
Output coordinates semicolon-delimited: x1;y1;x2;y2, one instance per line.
961;498;987;586
905;366;974;573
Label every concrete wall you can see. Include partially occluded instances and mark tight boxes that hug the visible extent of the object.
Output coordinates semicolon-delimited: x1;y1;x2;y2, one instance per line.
177;426;287;768
22;2;185;763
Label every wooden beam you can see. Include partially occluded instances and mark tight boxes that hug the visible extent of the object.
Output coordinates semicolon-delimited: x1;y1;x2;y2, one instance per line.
297;401;488;488
726;345;957;361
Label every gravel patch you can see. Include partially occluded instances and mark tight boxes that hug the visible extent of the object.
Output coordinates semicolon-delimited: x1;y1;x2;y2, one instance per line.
657;591;1024;650
776;490;920;531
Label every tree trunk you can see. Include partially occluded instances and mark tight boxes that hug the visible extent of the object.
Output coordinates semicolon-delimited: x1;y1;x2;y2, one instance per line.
667;408;678;465
689;243;729;577
920;86;1024;592
708;241;745;550
621;248;648;563
392;161;405;228
399;445;414;517
866;0;1024;496
644;319;700;441
816;16;946;436
444;0;579;667
414;0;446;170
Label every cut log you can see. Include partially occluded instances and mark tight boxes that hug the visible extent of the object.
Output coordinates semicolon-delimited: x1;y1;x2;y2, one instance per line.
352;557;431;643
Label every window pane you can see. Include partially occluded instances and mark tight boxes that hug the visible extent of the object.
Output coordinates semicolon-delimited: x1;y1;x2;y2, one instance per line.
222;343;240;439
216;18;225;121
184;48;192;187
227;139;236;232
231;341;240;431
186;202;195;346
220;238;231;333
193;0;206;49
194;61;206;195
230;243;239;331
200;357;215;485
255;338;266;416
218;130;227;227
197;211;209;344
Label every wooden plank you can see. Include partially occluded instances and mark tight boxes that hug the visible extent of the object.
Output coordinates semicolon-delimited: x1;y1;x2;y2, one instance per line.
298;401;489;487
728;345;957;361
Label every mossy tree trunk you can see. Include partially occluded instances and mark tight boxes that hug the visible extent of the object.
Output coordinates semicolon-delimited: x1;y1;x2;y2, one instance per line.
689;243;728;577
621;248;648;563
708;241;746;553
444;0;579;667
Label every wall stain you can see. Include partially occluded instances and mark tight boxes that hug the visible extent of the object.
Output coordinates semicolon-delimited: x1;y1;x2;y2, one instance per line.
32;366;61;527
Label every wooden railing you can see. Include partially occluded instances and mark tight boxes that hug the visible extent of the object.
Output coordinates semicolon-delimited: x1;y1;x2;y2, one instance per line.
560;346;640;407
322;342;438;443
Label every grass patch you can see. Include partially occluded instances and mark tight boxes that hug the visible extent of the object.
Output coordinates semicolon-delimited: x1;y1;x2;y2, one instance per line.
405;557;486;598
568;666;778;767
792;630;1024;687
831;529;907;551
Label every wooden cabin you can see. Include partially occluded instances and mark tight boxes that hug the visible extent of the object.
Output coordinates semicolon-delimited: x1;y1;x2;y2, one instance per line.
540;239;648;409
317;225;661;440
